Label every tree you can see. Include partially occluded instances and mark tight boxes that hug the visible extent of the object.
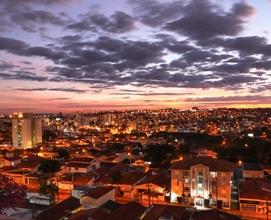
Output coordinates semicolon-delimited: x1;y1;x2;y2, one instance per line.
38;160;60;174
0;174;27;215
57;149;70;159
38;160;60;200
38;175;58;199
144;144;176;168
43;129;56;142
179;144;190;154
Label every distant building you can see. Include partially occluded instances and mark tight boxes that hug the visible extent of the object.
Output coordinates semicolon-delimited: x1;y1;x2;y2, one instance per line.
12;112;42;149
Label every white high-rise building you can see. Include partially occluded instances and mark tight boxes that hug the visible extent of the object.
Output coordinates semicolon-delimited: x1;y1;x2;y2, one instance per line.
12;113;42;149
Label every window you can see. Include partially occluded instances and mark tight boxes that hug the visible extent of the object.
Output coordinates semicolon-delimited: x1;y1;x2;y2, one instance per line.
221;174;227;185
197;171;204;195
210;172;217;178
241;204;257;213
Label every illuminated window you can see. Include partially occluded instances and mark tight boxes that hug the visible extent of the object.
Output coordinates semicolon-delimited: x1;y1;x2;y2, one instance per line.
197;171;204;195
210;172;217;178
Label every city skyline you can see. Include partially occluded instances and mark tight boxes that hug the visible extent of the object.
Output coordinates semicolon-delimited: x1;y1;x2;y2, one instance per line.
1;0;271;112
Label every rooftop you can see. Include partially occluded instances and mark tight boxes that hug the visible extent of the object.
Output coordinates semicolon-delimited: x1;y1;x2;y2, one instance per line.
171;156;234;172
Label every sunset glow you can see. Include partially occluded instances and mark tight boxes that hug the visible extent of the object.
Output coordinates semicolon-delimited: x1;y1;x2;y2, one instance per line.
0;0;271;112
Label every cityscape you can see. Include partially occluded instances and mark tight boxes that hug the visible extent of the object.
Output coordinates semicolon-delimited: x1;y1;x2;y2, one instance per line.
0;0;271;220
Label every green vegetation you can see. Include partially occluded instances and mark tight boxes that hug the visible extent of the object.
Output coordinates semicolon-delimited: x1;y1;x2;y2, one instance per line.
144;144;176;168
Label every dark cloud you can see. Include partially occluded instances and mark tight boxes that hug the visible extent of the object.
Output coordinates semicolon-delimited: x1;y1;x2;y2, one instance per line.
203;36;271;57
165;0;254;40
25;47;66;60
130;0;185;26
0;0;270;97
67;11;135;33
0;72;47;82
184;95;271;103
0;61;17;70
90;11;135;33
0;37;28;53
111;91;194;96
11;10;68;32
15;87;88;93
0;37;65;61
46;98;71;101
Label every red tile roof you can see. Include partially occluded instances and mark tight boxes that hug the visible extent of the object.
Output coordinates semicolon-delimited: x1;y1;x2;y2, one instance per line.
191;210;240;220
171;156;234;172
84;186;115;199
106;202;145;220
240;178;271;201
142;204;188;220
136;172;170;188
114;170;146;185
67;162;90;168
36;197;81;220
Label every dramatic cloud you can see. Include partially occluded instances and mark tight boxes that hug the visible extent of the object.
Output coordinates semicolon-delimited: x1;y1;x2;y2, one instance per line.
165;0;254;40
67;11;135;33
0;72;47;82
11;10;68;32
0;0;270;111
15;88;88;93
130;0;184;26
0;37;28;53
184;95;271;103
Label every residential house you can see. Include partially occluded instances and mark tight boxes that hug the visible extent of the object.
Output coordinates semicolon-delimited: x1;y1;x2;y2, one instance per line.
113;170;146;200
135;172;170;204
242;163;264;179
80;186;115;209
239;178;271;218
36;197;81;220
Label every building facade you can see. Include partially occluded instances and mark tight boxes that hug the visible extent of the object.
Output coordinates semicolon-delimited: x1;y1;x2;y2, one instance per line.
170;157;234;209
12;113;42;149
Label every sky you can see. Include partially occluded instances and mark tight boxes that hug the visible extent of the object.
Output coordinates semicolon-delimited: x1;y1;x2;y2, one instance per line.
0;0;271;112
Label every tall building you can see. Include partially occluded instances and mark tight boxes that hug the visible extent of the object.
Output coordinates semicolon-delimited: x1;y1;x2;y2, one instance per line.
170;156;234;209
12;113;42;149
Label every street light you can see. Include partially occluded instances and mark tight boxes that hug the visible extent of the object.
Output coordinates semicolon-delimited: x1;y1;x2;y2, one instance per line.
128;152;131;164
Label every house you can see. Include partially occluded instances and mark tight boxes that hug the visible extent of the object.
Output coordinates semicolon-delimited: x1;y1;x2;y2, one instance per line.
189;209;241;220
17;156;46;172
141;204;189;220
142;204;240;220
80;186;115;209
242;163;264;179
69;157;100;170
239;178;271;218
113;170;146;199
67;201;144;220
27;191;55;206
99;152;127;163
64;157;100;173
135;172;170;204
37;151;57;159
95;162;132;184
58;171;98;192
72;185;92;199
0;154;21;167
36;197;81;220
105;202;145;220
170;156;234;209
